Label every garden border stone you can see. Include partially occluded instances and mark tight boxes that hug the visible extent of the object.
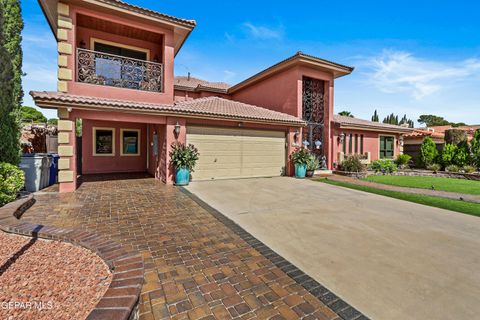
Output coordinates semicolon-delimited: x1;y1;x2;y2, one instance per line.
0;195;144;320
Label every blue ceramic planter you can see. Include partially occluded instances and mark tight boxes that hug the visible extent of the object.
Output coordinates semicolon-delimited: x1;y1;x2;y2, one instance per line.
295;164;307;178
175;168;190;186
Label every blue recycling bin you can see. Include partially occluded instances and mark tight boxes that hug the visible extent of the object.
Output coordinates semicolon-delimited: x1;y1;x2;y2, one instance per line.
49;153;60;185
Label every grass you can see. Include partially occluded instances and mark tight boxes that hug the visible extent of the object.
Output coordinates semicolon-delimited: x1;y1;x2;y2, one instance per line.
363;175;480;195
317;178;480;217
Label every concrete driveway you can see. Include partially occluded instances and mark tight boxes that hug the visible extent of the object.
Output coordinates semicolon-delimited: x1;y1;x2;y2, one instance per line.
186;177;480;320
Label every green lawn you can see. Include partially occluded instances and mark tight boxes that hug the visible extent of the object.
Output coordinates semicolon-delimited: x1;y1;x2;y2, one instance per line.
317;178;480;217
363;175;480;195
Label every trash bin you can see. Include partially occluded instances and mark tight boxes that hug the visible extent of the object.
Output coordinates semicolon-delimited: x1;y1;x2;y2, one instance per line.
19;154;44;192
49;153;59;185
40;154;52;189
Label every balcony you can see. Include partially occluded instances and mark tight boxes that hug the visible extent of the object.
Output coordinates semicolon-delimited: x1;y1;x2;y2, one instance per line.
76;48;164;93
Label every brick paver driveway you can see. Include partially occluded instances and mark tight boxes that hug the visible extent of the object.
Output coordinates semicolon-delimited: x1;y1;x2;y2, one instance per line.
22;174;351;320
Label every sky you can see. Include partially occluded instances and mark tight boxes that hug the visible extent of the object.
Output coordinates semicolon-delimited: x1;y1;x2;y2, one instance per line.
21;0;480;125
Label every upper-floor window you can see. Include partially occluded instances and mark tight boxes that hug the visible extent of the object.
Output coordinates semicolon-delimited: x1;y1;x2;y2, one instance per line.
302;77;325;157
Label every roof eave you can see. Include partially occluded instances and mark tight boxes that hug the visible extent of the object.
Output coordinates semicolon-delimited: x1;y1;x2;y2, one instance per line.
228;54;354;94
174;84;228;94
337;123;413;134
31;94;305;127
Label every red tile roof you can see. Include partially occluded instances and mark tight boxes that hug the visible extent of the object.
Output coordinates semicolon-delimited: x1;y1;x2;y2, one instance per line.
405;129;444;139
174;76;230;93
30;92;305;126
102;0;196;27
333;115;413;133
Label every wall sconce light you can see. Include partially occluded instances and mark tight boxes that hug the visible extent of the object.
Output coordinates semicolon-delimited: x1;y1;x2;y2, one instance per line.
174;121;181;137
302;140;310;148
315;140;322;149
238;122;243;127
79;40;86;49
294;129;300;143
338;132;345;144
399;136;404;146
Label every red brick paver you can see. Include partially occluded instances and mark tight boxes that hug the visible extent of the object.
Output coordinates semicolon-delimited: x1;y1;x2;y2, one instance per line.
22;174;341;320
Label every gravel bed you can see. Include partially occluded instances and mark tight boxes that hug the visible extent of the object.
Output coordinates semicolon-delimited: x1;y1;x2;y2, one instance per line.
0;231;112;319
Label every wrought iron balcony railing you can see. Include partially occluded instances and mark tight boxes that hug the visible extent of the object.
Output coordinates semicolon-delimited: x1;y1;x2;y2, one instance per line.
76;48;164;93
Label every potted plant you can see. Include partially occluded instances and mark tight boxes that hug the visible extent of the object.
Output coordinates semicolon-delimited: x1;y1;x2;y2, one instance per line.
306;154;319;177
291;148;310;178
169;142;200;186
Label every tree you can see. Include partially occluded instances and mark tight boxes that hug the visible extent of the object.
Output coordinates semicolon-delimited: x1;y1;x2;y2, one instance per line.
471;129;480;169
371;110;379;122
47;118;58;126
444;129;467;146
419;136;438;167
399;114;415;128
440;143;457;167
417;114;450;127
20;106;47;123
0;1;23;165
338;111;354;118
383;113;399;125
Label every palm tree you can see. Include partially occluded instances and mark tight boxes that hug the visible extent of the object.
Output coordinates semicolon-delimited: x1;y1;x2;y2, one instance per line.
338;111;354;118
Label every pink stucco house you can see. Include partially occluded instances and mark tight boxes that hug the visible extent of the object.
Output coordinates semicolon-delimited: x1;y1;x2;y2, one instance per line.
31;0;412;192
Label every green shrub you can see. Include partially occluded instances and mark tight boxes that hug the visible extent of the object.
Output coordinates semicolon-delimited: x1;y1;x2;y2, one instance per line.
446;164;460;173
426;163;441;173
441;143;457;167
291;148;310;166
370;159;397;174
0;162;24;206
419;137;438;167
453;141;470;167
169;142;199;171
471;129;480;169
306;154;319;171
340;155;366;172
394;154;411;168
462;165;477;174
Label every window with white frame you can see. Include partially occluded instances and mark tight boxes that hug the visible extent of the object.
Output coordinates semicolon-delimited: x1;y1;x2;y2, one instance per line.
93;128;115;156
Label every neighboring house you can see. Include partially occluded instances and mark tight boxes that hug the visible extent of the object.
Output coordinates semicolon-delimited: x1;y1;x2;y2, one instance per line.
31;0;412;192
404;125;480;163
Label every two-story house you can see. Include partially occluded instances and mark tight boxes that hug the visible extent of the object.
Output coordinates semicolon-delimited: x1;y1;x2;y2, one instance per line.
31;0;411;192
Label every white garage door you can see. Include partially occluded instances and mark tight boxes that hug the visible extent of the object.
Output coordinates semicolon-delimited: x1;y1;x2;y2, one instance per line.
186;126;286;180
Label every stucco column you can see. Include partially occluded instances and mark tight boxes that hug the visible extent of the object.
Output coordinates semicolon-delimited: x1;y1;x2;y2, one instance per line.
286;127;299;176
57;108;77;192
162;117;186;184
56;2;73;93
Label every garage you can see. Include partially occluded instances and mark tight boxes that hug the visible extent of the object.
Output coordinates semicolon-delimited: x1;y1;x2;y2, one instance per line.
186;126;286;180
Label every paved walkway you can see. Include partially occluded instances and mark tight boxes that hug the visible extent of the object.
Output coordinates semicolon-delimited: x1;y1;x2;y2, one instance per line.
187;177;480;320
329;174;480;203
22;174;343;320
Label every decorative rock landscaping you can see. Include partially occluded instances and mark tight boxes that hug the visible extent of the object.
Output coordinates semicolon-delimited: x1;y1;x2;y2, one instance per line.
0;231;112;320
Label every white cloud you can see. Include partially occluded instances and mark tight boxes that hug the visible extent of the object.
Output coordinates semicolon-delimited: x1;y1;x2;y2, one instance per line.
242;22;283;40
362;50;480;100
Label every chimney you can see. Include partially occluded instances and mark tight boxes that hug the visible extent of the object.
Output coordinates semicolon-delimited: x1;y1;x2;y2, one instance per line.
187;72;191;81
